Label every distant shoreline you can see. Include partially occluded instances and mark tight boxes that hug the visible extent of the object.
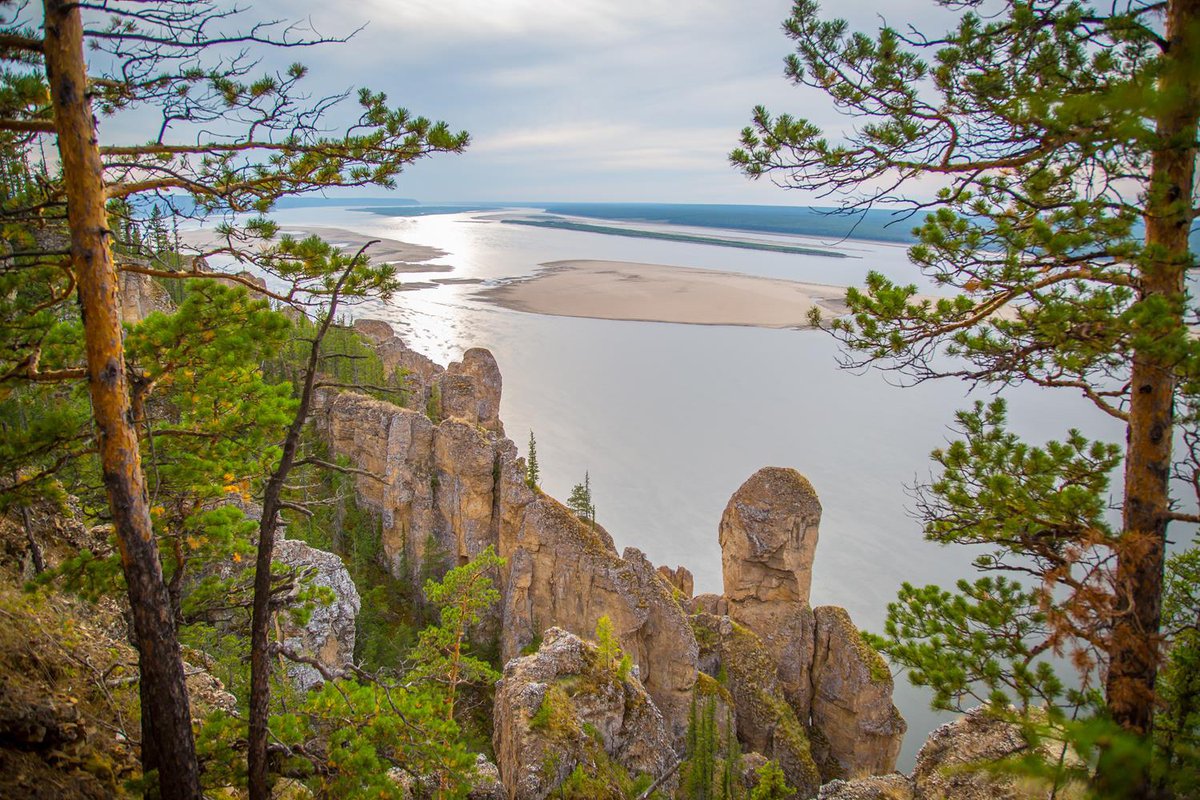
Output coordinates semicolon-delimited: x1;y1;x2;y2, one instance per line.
475;259;850;329
180;226;451;273
501;217;854;258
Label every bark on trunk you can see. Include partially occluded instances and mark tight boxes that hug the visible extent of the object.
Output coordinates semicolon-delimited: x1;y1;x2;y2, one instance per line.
40;2;201;797
248;261;360;800
1101;0;1200;794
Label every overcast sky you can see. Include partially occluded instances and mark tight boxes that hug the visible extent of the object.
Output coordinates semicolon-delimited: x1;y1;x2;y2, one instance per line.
103;1;956;205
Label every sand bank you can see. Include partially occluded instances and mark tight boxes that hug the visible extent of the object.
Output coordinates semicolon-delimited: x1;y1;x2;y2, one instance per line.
475;259;850;329
181;226;450;273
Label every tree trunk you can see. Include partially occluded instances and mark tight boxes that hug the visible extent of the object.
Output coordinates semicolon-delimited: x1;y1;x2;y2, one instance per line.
40;2;201;797
248;261;360;800
1102;0;1200;793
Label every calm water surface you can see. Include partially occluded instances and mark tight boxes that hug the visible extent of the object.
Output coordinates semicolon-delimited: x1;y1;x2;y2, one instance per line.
259;206;1126;768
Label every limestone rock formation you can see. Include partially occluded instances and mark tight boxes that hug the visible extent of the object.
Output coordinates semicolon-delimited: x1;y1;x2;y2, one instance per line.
720;467;820;606
274;538;361;691
316;391;436;579
657;564;694;599
720;467;821;721
811;606;906;780
117;266;173;324
317;374;698;744
439;347;504;433
493;628;677;800
500;499;698;745
817;774;914;800
912;707;1081;800
692;613;822;799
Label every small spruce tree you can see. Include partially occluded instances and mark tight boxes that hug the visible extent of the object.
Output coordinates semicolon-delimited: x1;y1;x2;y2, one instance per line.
568;471;596;526
526;430;540;490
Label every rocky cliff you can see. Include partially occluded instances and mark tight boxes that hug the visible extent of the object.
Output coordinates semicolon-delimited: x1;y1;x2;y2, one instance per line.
493;627;677;800
317;321;907;798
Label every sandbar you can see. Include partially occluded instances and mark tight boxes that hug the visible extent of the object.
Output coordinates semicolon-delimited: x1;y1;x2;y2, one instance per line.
475;260;850;329
181;226;450;273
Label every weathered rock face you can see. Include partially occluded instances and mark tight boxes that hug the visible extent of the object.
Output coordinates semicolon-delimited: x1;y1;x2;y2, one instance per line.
715;467;905;787
352;318;398;344
657;565;694;599
439;348;504;434
500;499;699;746
912;707;1081;800
720;467;820;606
468;754;506;800
274;538;361;691
811;606;906;780
692;613;822;799
720;467;820;719
118;267;173;324
817;774;914;800
316;392;436;580
317;375;698;744
493;628;677;800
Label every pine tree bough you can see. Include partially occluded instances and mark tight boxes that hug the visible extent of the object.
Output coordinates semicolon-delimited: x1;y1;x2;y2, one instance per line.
733;0;1200;794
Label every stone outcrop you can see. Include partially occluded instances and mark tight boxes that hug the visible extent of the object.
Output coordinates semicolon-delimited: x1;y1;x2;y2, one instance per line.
318;341;698;745
811;606;906;780
493;628;677;800
692;613;822;799
318;326;906;794
912;707;1081;800
440;348;504;433
720;467;820;607
720;467;821;725
657;564;694;599
817;774;914;800
500;499;699;745
117;266;173;324
274;538;361;691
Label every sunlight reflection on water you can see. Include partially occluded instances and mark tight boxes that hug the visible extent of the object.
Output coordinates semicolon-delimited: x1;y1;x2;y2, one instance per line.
260;205;1128;769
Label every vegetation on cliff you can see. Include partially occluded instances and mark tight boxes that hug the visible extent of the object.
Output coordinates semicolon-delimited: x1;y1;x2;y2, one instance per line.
735;0;1200;794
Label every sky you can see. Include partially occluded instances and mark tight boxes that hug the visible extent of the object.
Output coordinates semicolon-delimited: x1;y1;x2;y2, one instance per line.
155;0;954;205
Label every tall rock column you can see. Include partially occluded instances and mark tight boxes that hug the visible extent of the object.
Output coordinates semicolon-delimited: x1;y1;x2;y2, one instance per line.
719;467;821;716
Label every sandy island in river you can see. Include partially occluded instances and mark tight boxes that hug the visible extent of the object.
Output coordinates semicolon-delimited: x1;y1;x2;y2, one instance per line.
181;226;452;273
475;259;850;329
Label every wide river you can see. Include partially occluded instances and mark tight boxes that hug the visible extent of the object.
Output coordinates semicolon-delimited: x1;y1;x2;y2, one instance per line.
261;204;1126;767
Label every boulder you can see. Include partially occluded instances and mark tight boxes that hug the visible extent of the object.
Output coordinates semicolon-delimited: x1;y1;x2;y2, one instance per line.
720;467;820;606
274;538;360;691
811;606;906;779
817;774;914;800
912;707;1082;800
468;754;506;800
493;628;677;800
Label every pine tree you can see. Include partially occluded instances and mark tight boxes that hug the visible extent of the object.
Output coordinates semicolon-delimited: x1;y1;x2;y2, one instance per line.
568;471;596;526
748;761;792;800
733;2;1200;792
526;430;540;490
0;2;467;795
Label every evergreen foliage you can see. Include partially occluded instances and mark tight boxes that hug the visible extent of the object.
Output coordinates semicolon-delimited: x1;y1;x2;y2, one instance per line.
748;761;792;800
526;430;541;490
568;471;596;526
734;0;1200;791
